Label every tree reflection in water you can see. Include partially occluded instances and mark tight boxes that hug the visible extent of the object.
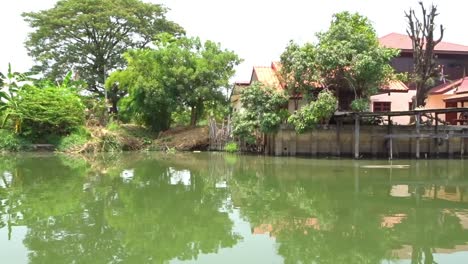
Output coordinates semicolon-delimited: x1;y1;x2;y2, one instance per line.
0;153;240;263
0;153;468;263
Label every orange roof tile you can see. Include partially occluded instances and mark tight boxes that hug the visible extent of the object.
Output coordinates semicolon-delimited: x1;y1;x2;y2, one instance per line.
381;80;409;92
252;66;283;91
379;33;468;54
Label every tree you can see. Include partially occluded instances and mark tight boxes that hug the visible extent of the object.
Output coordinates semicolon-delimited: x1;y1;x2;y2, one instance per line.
288;89;337;133
280;12;398;110
107;33;240;129
280;41;319;110
0;64;36;133
405;2;444;108
232;82;288;148
22;0;184;110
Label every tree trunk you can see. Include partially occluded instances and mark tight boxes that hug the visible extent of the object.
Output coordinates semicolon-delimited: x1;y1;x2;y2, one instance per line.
416;85;426;108
109;97;118;115
190;106;197;127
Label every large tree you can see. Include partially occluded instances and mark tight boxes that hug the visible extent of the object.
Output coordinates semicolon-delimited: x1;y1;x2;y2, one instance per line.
281;12;398;110
108;33;240;130
22;0;184;105
405;2;444;108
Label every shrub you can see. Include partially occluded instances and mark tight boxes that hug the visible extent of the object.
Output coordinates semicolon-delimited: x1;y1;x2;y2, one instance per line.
224;142;239;153
15;85;85;139
288;89;337;133
232;83;288;143
56;127;90;152
0;129;31;151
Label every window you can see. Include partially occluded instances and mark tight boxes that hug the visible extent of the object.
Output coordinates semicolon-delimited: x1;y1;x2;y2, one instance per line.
373;102;391;112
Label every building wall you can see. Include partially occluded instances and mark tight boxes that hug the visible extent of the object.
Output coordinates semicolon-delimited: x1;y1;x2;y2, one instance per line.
370;90;416;125
392;53;468;81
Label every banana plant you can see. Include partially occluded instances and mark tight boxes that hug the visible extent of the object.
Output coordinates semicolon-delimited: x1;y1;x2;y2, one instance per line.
0;63;35;133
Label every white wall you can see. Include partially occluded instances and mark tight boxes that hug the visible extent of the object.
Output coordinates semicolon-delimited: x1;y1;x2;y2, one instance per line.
370;90;416;125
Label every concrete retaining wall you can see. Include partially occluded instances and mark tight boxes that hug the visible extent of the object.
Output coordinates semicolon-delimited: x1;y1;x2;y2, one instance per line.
266;125;468;158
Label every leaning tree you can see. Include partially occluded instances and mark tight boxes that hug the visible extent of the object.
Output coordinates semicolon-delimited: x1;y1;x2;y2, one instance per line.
405;1;444;108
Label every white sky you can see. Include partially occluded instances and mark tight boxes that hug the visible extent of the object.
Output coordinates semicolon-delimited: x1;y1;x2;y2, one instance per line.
1;0;467;81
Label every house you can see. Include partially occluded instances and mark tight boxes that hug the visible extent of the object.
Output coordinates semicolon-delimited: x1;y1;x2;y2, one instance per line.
231;62;307;114
367;33;468;124
230;81;249;113
369;80;412;124
426;77;468;124
379;32;468;81
232;62;403;114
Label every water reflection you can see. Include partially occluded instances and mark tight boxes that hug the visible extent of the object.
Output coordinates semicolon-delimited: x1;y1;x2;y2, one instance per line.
0;153;467;263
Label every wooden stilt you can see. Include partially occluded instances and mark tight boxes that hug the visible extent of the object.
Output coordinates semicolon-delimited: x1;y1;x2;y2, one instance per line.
388;115;393;160
416;113;421;159
435;113;439;157
336;120;342;156
354;115;360;159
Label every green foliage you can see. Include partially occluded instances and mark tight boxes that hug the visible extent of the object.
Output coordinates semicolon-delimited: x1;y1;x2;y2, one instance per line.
106;121;121;132
14;85;85;139
280;41;321;102
288;89;337;133
232;83;288;141
171;109;191;126
350;98;370;112
0;129;31;151
107;34;241;131
0;64;37;132
23;0;184;101
280;12;398;109
56;127;90;152
224;142;239;153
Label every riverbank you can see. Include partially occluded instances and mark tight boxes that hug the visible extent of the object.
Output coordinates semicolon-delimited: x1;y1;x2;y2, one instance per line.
0;125;210;153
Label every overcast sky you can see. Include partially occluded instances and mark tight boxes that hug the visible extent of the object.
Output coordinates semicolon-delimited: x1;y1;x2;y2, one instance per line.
1;0;467;81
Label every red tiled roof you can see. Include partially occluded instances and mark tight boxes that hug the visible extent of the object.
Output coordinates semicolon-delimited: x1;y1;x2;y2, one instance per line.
430;77;468;95
252;66;283;91
380;80;409;92
430;79;463;94
379;33;468;54
457;78;468;94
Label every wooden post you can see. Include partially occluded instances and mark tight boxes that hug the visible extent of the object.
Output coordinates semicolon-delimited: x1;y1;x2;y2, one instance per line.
416;113;421;159
336;119;342;156
354;115;360;159
435;113;439;157
388;115;393;160
448;130;454;158
461;136;465;158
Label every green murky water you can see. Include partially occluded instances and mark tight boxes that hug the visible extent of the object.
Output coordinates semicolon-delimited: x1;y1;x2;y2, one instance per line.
0;152;467;264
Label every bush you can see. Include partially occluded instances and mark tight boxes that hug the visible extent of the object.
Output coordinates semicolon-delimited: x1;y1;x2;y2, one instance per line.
56;127;90;152
224;142;239;153
288;89;337;133
232;83;288;143
351;98;370;112
0;129;31;151
15;85;85;139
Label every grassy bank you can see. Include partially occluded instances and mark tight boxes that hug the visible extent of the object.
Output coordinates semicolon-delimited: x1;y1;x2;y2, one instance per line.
0;124;210;153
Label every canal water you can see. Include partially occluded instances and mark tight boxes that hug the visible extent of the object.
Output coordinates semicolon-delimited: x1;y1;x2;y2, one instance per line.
0;152;467;264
